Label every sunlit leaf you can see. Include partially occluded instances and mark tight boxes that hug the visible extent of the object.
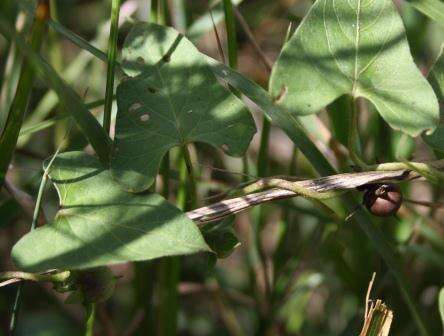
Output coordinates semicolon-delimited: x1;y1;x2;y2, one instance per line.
111;23;256;192
423;46;444;153
12;152;210;272
270;0;439;137
439;288;444;331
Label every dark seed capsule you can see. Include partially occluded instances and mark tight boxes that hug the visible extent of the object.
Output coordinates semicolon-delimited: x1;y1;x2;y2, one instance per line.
363;183;403;217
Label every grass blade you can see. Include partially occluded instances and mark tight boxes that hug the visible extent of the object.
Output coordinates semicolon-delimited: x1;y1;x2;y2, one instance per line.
0;1;47;186
18;97;109;138
168;0;187;32
18;4;137;147
48;19;109;64
103;0;121;135
0;16;112;165
0;11;28;135
223;0;237;69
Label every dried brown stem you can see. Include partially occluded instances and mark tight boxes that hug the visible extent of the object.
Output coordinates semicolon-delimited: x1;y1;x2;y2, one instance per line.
187;169;415;225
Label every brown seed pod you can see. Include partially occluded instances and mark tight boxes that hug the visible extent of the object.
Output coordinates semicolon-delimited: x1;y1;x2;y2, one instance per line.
362;183;403;217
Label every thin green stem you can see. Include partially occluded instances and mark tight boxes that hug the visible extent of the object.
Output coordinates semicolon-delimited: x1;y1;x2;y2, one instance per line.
48;0;67;148
18;96;112;138
284;21;294;44
223;0;237;69
9;285;21;332
156;257;180;336
241;156;250;183
348;97;368;169
152;3;175;333
371;159;444;182
241;177;344;200
182;144;197;208
103;0;121;136
48;0;62;71
271;149;298;286
257;117;271;177
84;303;96;336
250;117;272;331
168;0;186;32
161;153;170;199
133;262;155;335
156;0;167;25
157;154;189;336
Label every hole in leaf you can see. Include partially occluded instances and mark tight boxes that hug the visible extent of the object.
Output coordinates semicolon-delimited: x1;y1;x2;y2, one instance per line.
129;102;142;113
140;113;150;122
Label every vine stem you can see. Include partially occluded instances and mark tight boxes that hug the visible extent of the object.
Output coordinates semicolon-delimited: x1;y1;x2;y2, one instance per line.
182;144;197;208
348;96;369;169
84;303;96;336
1;271;70;283
158;149;195;336
186;166;443;225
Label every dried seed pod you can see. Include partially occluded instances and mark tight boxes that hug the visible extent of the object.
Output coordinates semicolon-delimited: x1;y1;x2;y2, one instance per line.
362;183;403;217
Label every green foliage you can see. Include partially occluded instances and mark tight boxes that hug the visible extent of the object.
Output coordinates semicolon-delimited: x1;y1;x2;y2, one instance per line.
111;23;256;192
406;0;444;26
440;288;444;331
270;0;439;137
201;217;240;258
0;16;112;165
2;1;444;335
65;267;117;304
423;47;444;153
12;152;210;272
0;5;45;185
209;56;431;336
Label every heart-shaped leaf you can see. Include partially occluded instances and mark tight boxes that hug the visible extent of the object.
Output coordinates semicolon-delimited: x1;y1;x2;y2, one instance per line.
12;152;210;272
111;23;256;192
270;0;439;137
423;47;444;153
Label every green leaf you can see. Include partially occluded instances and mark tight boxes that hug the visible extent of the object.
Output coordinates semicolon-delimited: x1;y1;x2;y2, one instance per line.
201;217;240;258
423;47;444;153
270;0;439;137
111;23;256;192
406;0;444;27
439;288;444;331
12;152;210;272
